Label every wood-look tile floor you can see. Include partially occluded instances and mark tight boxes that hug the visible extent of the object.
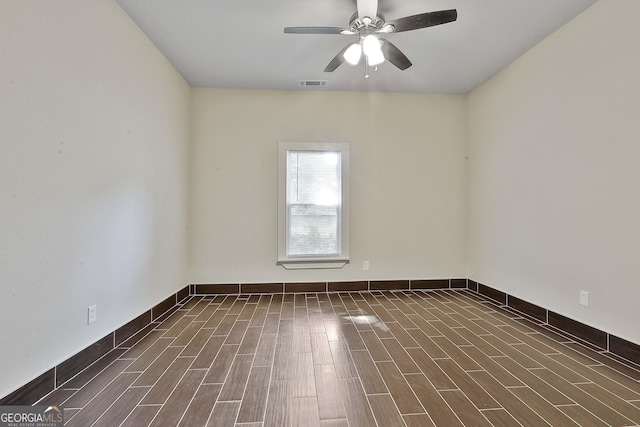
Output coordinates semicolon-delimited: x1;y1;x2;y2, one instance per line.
38;290;640;426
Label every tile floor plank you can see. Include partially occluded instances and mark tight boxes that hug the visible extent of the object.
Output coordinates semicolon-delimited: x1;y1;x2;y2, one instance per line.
439;390;494;426
203;344;240;384
236;366;271;423
430;335;482;371
403;413;436;427
376;361;425;414
380;338;421;373
339;377;377;427
140;356;193;404
368;393;405;427
190;335;226;370
149;369;206;427
180;328;215;357
329;341;359;379
435;358;501;409
263;380;291;427
238;326;262;355
120;405;161;427
469;371;553;427
253;333;277;367
173;321;206;346
64;359;135;409
202;309;227;330
576;382;640;424
193;302;219;323
350;350;388;394
461;347;523;387
557;404;610;427
406;328;449;358
207;401;241;427
589;365;640;398
292;352;317;398
291;396;321;427
177;384;221;426
514;343;589;384
314;364;346;420
132;347;184;387
359;330;392;362
406;347;457;390
491;362;573;405
217;354;254;401
405;373;464;427
92;386;149;427
480;408;524;427
508;386;581;426
311;331;334;365
65;372;140;427
533;368;636;426
225;320;250;345
124;338;174;373
320;419;349;427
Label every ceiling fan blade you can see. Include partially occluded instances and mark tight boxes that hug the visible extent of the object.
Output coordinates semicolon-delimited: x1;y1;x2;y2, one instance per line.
357;0;378;19
380;39;412;70
324;43;352;72
284;26;345;34
386;9;457;33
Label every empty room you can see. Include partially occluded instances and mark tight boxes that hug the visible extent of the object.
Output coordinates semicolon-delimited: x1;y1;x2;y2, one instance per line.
1;0;639;426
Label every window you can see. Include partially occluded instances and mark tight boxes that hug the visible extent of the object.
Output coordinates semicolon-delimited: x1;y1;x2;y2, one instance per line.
278;142;350;269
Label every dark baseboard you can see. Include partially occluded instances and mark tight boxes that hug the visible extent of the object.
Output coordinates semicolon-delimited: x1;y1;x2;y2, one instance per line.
193;278;468;295
0;285;190;406
471;281;640;366
4;278;639;406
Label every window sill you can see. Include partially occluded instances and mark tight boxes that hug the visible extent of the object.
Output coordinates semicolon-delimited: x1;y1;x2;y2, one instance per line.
277;258;349;270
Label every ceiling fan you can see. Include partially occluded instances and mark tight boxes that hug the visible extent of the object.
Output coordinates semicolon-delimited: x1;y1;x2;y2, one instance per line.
284;0;457;74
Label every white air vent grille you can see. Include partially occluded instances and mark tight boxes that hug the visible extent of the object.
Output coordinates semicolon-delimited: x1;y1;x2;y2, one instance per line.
298;80;328;87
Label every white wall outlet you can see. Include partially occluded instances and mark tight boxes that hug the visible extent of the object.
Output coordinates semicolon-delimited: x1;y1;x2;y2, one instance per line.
363;261;370;271
88;305;97;324
579;290;590;307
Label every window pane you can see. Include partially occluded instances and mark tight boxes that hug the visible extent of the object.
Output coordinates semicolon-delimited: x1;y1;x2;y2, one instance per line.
287;151;341;205
286;151;341;257
288;204;339;256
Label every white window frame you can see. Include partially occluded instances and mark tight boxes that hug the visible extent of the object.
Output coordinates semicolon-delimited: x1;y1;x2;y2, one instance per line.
277;142;350;269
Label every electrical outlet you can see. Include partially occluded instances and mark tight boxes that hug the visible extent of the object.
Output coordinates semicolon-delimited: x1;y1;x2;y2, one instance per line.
363;261;370;271
88;305;97;324
579;290;589;307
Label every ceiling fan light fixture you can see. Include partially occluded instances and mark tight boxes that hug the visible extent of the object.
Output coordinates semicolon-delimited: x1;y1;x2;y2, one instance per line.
367;48;385;66
343;42;362;65
362;34;381;57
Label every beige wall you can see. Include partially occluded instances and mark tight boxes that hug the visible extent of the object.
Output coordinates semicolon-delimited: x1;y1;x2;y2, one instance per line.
189;89;468;284
0;0;191;398
467;0;640;343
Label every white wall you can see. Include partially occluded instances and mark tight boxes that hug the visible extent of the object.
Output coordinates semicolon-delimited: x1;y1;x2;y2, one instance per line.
0;0;191;398
189;89;467;284
467;0;640;344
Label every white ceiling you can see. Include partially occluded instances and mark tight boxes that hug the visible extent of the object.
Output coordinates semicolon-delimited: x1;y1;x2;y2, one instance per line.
114;0;597;94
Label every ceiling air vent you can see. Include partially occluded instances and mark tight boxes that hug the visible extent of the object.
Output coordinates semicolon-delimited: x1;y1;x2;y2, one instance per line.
298;80;328;87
